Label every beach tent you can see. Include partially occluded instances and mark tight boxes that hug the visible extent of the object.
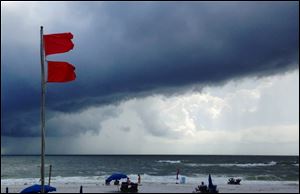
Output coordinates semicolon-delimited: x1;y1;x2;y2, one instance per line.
208;174;213;188
106;173;128;183
20;184;56;193
208;174;218;193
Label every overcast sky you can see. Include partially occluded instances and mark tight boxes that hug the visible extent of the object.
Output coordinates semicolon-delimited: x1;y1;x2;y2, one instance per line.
1;1;299;155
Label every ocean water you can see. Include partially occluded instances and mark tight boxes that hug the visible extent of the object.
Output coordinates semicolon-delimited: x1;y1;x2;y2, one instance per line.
1;155;299;185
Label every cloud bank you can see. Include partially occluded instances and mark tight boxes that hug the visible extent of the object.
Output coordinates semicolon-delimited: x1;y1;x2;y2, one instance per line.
1;2;299;140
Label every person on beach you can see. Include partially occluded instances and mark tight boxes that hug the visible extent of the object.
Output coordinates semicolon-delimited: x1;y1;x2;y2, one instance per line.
127;177;131;184
138;174;141;184
200;181;207;190
195;182;208;193
114;180;119;185
176;168;180;184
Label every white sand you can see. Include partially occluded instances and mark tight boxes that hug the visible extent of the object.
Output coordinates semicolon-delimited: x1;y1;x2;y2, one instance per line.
1;181;298;193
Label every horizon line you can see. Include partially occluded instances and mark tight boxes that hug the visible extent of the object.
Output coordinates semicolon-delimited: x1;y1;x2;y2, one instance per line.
1;154;299;157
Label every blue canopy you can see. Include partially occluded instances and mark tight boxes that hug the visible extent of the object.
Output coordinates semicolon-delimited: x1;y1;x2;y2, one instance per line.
106;173;128;183
208;174;213;188
20;184;56;193
208;174;218;192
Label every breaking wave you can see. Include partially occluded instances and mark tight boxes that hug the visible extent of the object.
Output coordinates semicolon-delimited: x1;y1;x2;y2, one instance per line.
185;161;277;168
156;160;181;164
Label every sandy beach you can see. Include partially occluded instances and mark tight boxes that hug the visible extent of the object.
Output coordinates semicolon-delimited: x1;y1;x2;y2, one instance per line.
1;181;298;193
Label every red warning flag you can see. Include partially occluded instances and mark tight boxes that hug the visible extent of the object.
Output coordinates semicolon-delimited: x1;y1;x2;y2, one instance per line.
47;61;76;82
43;33;74;56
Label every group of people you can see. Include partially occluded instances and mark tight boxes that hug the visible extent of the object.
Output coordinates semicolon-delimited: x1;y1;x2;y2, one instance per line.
111;174;141;186
120;175;140;193
126;174;141;184
194;174;218;193
134;174;141;184
195;181;218;193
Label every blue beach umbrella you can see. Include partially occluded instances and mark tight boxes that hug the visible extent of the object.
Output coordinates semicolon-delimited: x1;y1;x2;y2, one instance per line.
106;173;128;183
208;174;213;188
20;184;56;193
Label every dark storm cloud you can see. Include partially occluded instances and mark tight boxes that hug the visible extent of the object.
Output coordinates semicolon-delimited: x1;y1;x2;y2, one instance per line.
1;1;299;137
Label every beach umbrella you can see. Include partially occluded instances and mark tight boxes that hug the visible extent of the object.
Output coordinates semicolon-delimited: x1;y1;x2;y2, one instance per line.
106;173;128;183
20;184;56;193
208;174;213;188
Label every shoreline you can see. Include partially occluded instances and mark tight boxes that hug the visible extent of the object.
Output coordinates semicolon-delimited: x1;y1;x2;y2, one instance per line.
1;180;299;193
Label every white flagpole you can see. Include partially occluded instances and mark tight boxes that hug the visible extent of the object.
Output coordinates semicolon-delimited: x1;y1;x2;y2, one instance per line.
40;26;46;193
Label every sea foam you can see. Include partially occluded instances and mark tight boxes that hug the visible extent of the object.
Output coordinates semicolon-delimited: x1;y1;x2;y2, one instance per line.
185;161;277;168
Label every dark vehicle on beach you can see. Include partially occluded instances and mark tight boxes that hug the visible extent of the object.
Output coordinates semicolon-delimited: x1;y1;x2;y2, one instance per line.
227;178;242;185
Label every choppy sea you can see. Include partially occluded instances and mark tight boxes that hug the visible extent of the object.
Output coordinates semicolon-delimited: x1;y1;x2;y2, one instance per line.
1;155;299;185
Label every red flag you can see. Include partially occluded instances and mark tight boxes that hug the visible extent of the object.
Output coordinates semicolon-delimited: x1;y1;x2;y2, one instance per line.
43;33;74;56
47;61;76;82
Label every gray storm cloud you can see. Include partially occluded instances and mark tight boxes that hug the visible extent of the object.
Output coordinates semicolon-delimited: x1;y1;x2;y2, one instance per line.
1;1;299;137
